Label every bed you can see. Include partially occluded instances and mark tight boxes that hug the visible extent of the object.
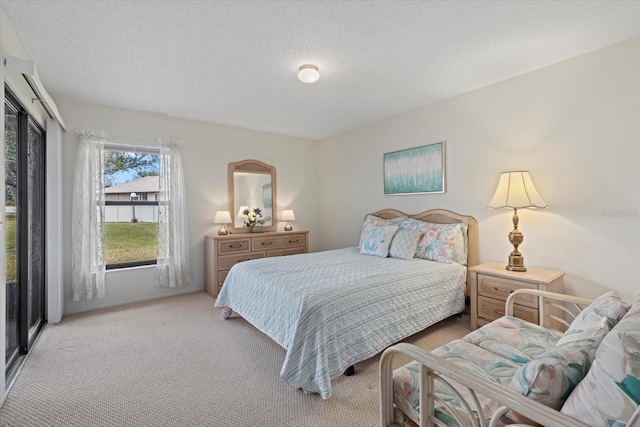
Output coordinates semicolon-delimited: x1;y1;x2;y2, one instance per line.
214;209;478;399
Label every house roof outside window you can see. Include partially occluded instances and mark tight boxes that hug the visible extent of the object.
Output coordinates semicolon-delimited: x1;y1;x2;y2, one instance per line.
105;176;159;195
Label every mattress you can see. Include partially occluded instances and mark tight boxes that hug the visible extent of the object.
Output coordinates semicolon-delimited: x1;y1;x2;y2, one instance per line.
215;247;466;398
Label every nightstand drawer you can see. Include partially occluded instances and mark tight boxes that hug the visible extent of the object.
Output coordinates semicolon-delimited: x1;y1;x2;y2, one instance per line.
478;296;539;324
218;252;265;271
252;236;280;251
477;274;538;308
281;234;306;248
267;247;306;257
218;239;251;254
218;271;229;293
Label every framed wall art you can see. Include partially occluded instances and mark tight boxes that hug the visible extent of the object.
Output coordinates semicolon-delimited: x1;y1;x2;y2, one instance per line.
383;141;445;195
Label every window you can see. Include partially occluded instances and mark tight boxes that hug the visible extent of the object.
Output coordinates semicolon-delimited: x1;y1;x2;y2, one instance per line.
103;148;160;269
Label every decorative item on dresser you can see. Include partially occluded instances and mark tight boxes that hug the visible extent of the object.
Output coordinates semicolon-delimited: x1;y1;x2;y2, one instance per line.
204;230;309;297
281;209;295;231
469;261;564;330
213;210;232;235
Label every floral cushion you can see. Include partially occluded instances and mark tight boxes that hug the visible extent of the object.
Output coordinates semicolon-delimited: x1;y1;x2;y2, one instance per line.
556;290;631;346
399;218;462;264
359;225;398;257
388;228;422;260
358;214;406;248
507;340;598;410
505;291;631;412
393;316;562;425
561;295;640;426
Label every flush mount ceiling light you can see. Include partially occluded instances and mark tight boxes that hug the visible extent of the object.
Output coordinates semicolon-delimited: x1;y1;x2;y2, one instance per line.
298;64;320;83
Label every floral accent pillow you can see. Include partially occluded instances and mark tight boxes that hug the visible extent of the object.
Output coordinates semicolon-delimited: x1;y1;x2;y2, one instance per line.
561;294;640;425
358;214;406;248
388;228;422;260
556;290;631;346
507;334;601;410
359;225;399;258
507;291;633;420
399;218;460;263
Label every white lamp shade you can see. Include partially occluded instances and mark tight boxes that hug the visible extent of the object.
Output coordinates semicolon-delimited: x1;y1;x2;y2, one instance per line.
488;171;548;209
298;64;319;83
214;210;232;224
281;210;296;221
237;206;249;218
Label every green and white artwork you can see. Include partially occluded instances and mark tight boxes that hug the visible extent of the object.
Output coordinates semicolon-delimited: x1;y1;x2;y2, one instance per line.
384;142;445;194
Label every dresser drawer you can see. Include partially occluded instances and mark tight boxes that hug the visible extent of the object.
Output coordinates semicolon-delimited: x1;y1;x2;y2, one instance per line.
252;236;280;251
477;274;538;308
218;252;265;271
281;233;306;249
218;239;251;254
478;296;538;324
267;247;306;257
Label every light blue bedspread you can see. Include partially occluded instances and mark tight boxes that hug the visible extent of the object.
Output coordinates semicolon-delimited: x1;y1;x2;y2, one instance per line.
214;247;466;398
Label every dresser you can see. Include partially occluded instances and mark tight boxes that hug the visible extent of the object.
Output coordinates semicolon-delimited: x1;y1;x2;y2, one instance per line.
469;262;564;330
205;230;309;297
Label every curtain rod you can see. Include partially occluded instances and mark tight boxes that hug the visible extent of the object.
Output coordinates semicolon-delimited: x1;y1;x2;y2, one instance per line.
104;139;160;153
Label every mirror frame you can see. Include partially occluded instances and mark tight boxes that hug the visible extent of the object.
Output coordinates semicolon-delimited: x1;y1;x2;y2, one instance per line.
228;159;277;233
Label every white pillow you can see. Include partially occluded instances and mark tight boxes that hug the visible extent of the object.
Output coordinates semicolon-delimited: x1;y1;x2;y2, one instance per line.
389;228;422;260
360;225;399;258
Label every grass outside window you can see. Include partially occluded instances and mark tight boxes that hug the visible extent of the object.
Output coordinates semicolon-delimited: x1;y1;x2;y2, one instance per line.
105;222;158;266
5;217;158;280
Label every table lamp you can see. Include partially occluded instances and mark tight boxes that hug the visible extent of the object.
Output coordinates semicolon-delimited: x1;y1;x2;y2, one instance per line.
281;210;296;231
487;171;548;272
214;210;232;235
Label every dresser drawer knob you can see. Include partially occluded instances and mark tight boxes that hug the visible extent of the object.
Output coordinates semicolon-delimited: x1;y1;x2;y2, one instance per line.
261;242;273;245
289;239;299;243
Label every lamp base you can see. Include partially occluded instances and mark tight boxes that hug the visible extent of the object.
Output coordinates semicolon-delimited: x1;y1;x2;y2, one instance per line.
506;254;527;272
218;225;229;235
284;222;293;231
506;209;526;271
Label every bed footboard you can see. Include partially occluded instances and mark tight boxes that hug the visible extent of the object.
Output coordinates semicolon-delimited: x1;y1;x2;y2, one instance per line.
380;342;589;427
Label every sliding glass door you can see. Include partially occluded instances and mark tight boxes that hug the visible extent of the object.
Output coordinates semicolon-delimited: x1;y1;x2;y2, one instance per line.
5;88;46;384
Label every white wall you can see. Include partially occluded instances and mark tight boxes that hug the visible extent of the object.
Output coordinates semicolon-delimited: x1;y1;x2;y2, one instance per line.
319;38;640;302
57;98;320;314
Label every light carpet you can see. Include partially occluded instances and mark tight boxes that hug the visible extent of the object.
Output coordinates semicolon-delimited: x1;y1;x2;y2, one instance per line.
0;291;470;426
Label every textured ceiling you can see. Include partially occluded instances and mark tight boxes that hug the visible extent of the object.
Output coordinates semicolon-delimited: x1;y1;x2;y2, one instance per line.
2;1;640;140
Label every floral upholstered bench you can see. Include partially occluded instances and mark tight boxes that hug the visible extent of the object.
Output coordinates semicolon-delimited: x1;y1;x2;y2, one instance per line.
380;289;640;427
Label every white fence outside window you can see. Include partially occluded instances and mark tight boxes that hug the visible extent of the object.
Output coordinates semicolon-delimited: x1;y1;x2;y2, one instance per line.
105;205;158;223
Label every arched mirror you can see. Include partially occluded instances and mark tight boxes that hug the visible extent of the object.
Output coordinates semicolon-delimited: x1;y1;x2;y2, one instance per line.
228;159;277;233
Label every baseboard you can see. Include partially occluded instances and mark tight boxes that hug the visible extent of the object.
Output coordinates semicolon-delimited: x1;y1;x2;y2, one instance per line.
62;288;204;316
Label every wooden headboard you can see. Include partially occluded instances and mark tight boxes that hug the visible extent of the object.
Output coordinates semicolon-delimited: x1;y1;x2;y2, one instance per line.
368;208;479;291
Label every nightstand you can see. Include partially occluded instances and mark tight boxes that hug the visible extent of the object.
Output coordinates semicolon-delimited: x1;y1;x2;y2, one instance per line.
469;262;564;330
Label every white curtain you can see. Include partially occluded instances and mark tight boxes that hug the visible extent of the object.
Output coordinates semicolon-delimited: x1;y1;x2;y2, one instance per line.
155;139;191;287
71;129;106;301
